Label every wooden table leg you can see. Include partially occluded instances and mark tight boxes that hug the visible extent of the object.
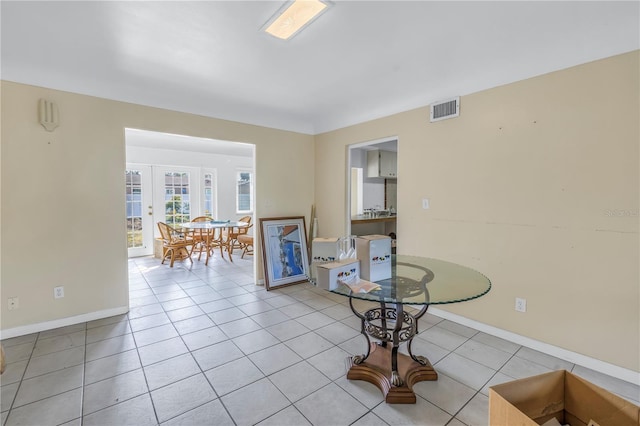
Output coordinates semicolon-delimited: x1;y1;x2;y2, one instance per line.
346;300;437;403
347;343;437;404
204;230;213;266
224;234;234;262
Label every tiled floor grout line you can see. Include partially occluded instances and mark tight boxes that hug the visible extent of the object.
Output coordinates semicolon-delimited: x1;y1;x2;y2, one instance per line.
3;255;636;425
1;291;500;426
159;257;263;423
141;260;240;426
79;324;88;426
281;301;390;425
137;257;376;426
7;332;86;420
80;330;145;418
444;348;522;426
205;295;329;425
126;273;162;426
4;330;41;418
3;330;87;422
130;261;173;426
135;261;194;394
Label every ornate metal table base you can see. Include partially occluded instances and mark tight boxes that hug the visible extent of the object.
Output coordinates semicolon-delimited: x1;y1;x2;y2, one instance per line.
347;342;437;404
347;297;437;403
334;257;491;404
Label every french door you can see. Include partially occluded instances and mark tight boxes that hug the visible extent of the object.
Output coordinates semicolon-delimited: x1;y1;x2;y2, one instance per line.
153;166;201;227
125;165;154;257
126;165;215;258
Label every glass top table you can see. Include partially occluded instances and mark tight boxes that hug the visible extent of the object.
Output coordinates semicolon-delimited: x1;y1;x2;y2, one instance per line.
180;221;248;264
330;255;491;305
328;255;491;404
180;220;248;230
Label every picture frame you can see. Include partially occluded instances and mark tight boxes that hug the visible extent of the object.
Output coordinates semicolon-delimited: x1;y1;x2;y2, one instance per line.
259;216;310;290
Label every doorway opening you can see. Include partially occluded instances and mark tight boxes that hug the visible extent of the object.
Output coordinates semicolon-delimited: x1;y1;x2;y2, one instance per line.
346;137;398;246
124;128;256;269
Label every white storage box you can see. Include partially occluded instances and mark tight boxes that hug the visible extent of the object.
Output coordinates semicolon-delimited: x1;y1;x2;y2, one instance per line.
312;237;340;262
311;237;340;280
356;235;392;282
316;259;360;291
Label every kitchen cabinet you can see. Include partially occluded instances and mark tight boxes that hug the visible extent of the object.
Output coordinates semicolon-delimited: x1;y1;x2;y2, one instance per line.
367;149;397;178
351;214;397;239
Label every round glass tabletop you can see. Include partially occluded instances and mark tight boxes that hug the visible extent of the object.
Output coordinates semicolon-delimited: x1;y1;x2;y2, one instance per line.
330;255;491;305
181;221;248;229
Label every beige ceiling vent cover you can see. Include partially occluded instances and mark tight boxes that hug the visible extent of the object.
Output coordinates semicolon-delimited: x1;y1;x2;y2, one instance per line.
430;97;460;122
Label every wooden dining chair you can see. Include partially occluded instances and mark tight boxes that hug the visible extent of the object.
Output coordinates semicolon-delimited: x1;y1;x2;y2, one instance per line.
237;234;254;258
225;215;252;255
191;216;226;264
157;222;194;267
189;216;213;261
1;344;5;375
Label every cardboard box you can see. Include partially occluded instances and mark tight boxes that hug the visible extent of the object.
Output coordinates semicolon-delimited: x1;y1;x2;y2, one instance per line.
315;259;360;291
489;370;640;426
310;237;340;280
356;235;392;282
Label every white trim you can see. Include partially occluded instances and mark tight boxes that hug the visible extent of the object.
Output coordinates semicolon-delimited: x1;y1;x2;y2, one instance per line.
201;168;219;219
0;306;129;340
346;135;399;236
428;307;640;386
126;164;154;258
235;169;254;214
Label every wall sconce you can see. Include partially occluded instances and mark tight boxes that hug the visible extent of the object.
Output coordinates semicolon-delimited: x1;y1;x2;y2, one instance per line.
39;99;59;131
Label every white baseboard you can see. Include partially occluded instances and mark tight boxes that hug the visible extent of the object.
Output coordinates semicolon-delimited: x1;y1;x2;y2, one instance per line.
0;306;129;340
2;304;636;386
428;307;640;386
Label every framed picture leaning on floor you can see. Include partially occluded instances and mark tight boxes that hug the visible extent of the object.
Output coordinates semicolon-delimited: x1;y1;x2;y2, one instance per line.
259;216;310;290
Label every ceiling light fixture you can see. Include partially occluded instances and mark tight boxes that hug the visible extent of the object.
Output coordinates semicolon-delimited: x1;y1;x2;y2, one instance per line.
263;0;330;40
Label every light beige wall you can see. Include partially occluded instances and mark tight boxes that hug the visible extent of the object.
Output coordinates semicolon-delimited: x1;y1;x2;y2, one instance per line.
1;81;314;331
314;51;639;371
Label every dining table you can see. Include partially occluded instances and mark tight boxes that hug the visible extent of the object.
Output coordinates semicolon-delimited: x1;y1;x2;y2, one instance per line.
329;255;491;403
180;220;249;265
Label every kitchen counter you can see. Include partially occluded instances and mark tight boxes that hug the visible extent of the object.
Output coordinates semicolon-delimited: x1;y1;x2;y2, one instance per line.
351;214;397;224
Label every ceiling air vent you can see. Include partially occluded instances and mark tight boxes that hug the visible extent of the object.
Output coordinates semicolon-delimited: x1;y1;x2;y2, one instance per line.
430;97;460;122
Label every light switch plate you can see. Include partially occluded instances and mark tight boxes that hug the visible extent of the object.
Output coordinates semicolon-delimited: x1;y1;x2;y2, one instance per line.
422;198;430;209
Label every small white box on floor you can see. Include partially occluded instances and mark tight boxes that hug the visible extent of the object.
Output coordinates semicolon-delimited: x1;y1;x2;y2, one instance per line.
356;235;392;282
311;237;340;280
315;259;360;291
312;237;340;262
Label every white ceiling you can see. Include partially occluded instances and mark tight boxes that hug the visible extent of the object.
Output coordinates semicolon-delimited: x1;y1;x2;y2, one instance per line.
2;1;638;136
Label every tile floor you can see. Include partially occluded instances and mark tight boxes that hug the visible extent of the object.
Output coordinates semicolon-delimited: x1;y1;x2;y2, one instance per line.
1;254;638;426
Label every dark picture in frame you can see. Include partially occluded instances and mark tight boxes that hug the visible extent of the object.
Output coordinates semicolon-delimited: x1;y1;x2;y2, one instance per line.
259;216;310;290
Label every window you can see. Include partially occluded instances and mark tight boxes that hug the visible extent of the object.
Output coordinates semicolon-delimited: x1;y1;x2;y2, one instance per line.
164;172;191;225
203;172;216;218
236;171;253;213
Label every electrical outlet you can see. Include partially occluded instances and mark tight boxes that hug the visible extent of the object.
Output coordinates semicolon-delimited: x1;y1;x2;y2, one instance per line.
515;297;527;313
8;297;19;310
422;198;430;209
54;286;65;299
